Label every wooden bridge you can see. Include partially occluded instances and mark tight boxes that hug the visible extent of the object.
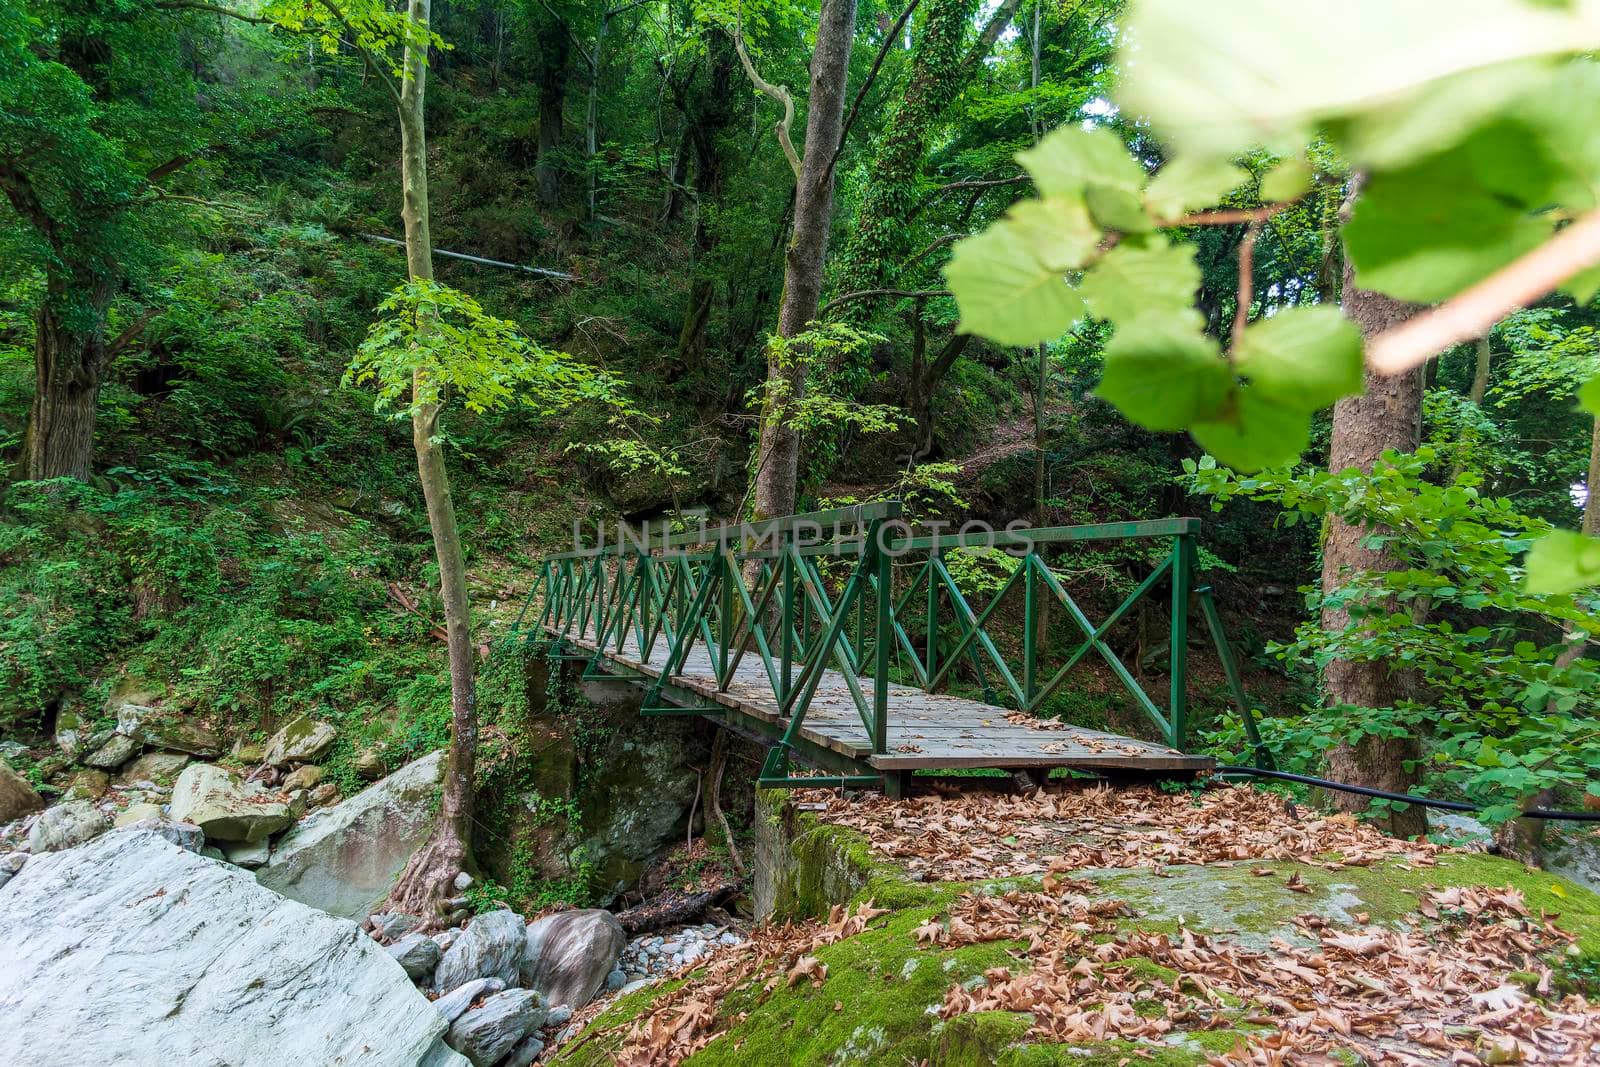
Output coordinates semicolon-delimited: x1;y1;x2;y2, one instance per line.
523;503;1267;794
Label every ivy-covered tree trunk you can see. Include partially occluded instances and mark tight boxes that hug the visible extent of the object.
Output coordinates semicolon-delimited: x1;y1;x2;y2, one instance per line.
751;0;857;520
1320;251;1428;839
535;15;570;208
21;279;114;482
387;0;479;917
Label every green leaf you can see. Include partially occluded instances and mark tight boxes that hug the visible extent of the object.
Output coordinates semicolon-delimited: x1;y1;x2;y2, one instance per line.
1086;184;1153;233
1093;317;1231;431
1343;131;1555;301
1117;0;1600;161
1580;374;1600;416
1144;156;1249;219
1524;529;1600;594
1260;156;1312;202
1005;196;1102;271
945;223;1086;347
1079;240;1202;327
1560;262;1600;304
1017;126;1145;198
1234;306;1364;410
1191;389;1313;472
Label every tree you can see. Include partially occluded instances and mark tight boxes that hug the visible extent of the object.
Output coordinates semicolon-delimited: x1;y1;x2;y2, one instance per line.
1319;239;1428;837
742;0;859;519
1;0;205;481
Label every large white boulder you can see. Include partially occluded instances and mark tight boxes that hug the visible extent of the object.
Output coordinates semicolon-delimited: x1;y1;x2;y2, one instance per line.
0;828;466;1066
256;750;445;919
519;908;625;1009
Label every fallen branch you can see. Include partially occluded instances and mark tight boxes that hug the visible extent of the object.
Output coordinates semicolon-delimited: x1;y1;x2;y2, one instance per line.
357;233;577;279
615;884;739;935
1366;207;1600;376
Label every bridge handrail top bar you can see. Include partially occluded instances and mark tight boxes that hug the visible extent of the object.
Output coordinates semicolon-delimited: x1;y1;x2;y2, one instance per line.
543;500;903;561
895;517;1200;553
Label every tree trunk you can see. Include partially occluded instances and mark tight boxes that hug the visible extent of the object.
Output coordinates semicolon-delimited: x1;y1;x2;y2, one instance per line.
675;32;738;369
535;17;570;208
751;0;858;520
20;285;112;482
387;0;479;917
1320;247;1429;839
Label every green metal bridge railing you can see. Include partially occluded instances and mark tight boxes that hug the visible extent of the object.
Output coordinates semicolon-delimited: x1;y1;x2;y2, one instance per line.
525;502;1270;789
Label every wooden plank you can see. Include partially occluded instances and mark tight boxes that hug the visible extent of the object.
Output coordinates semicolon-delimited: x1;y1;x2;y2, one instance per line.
549;623;1214;775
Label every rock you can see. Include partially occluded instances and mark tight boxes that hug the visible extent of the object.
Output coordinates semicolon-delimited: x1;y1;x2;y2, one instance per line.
504;1035;545;1067
169;764;292;843
83;733;140;770
256;750;445;920
0;740;26;761
0;759;43;823
435;908;527;992
432;977;505;1024
201;845;225;860
454;871;475;891
27;801;108;853
389;932;444;982
371;911;424;940
519;908;625;1010
115;751;189;786
446;989;546;1067
63;769;110;800
262;714;337;767
53;708;113;760
232;739;264;763
544;1004;573;1027
113;704;220;758
0;828;467;1066
308;782;339;807
354;747;387;780
286;789;308;818
223;838;271;869
605;967;626;991
282;764;324;792
114;802;165;827
434;929;461;954
127;818;204;853
0;851;27;889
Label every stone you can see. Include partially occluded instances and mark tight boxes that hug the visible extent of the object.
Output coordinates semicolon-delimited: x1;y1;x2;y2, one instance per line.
127;818;204;853
223;838;271;869
0;740;26;761
282;764;324;791
435;908;527;992
354;747;387;780
115;751;189;786
262;714;337;767
0;759;43;823
434;929;461;954
63;769;110;800
27;801;108;853
286;790;308;818
169;763;292;843
0;851;27;889
0;828;466;1066
83;733;140;770
201;845;225;860
114;802;164;827
233;740;264;763
432;977;505;1024
454;871;475;891
519;908;625;1010
544;1004;573;1027
113;704;220;758
389;932;444;982
446;989;546;1067
53;708;113;761
504;1035;545;1067
605;967;626;991
256;750;445;920
308;782;339;807
371;911;424;940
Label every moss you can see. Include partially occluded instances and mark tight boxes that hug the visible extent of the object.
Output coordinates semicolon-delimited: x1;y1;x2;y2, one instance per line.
549;978;688;1065
998;1038;1212;1066
930;1012;1033;1065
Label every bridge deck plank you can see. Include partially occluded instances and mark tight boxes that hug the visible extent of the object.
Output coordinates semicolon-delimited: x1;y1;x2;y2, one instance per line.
551;625;1212;774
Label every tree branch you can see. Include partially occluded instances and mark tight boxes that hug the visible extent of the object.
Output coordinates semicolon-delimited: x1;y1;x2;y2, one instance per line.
1366;207;1600;377
311;0;403;107
154;1;272;24
822;287;950;315
827;0;920;179
1232;221;1260;348
729;12;801;181
961;0;1024;73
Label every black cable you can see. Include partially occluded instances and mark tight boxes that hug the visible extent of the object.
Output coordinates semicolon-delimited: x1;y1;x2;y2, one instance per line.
1215;765;1600;823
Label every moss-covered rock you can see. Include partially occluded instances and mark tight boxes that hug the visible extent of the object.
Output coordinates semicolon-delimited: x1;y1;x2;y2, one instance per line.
551;793;1600;1067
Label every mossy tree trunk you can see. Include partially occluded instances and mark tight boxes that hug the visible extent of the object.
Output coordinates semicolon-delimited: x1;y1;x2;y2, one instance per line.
387;0;479;916
751;0;858;520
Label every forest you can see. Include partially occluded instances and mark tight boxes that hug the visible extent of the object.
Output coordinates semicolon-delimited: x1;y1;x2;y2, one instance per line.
3;0;1600;1063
